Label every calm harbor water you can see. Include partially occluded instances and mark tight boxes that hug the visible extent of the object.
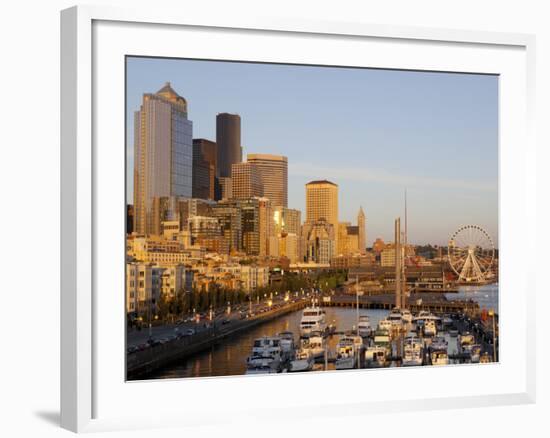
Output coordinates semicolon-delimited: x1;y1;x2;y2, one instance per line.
447;283;499;313
147;307;389;379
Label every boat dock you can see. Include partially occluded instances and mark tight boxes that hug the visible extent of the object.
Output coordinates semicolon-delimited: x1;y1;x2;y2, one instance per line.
127;293;485;379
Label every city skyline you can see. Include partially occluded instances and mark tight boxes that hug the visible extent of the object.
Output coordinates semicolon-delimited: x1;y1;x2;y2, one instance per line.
126;57;498;246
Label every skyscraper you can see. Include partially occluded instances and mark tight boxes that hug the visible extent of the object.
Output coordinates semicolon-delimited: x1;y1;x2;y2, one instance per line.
273;207;301;236
216;113;242;178
231;162;263;200
133;83;193;235
358;206;366;254
192;138;217;200
247;154;288;207
305;180;339;249
257;197;273;257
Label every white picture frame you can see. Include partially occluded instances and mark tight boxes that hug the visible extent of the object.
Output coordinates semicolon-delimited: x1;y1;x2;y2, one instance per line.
60;5;536;433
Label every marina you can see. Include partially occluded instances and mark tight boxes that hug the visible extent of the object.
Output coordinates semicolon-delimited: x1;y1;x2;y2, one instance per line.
133;287;498;380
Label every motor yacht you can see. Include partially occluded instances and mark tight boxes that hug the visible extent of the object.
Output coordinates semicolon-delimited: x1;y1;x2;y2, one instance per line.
289;349;314;372
459;332;475;353
300;332;326;360
299;306;327;337
430;336;448;352
387;312;403;329
470;344;482;363
402;336;424;366
357;315;372;337
335;335;364;370
377;319;392;332
430;349;449;366
423;319;437;337
246;336;283;373
401;309;413;324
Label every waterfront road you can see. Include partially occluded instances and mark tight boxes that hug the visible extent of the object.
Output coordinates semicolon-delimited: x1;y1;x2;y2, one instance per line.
127;295;308;348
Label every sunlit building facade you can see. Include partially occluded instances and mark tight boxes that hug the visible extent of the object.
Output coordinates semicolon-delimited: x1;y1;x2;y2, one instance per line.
247;154;288;207
231;162;263;200
133;83;193;235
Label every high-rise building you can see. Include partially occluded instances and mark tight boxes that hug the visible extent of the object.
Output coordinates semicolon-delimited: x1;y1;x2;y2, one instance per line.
127;205;134;234
257;197;273;257
133;83;193;235
303;218;336;265
216;113;242;178
305;180;338;249
247;154;288;207
240;198;261;256
211;201;242;254
188;216;223;252
192;138;217;200
231;162;263;199
358;206;366;254
273;207;301;236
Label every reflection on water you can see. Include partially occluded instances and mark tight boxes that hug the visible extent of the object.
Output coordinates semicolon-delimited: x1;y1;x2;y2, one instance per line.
147;307;389;379
447;283;499;312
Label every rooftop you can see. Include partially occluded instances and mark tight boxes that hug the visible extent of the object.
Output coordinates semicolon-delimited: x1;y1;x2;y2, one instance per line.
306;179;338;186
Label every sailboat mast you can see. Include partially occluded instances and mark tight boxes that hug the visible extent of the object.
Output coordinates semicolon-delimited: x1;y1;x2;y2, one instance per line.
356;275;359;335
403;189;407;309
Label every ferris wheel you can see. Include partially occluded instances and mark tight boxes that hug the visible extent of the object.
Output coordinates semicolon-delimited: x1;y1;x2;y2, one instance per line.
448;225;495;283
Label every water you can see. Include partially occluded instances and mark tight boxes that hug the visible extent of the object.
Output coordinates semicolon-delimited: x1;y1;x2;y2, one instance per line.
147;307;389;379
446;283;499;313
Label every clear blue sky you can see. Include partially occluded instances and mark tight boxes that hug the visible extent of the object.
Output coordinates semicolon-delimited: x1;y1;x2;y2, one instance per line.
126;56;498;247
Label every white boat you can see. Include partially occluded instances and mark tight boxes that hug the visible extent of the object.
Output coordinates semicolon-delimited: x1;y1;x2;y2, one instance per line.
377;319;392;332
423;319;437;337
289;349;314;372
430;336;448;352
304;333;326;359
459;332;475;354
401;309;413;324
413;310;431;328
246;336;283;373
430;350;449;366
413;311;440;331
470;344;482;363
335;335;364;370
402;336;424;366
387;312;403;328
299;306;327;337
357;315;372;337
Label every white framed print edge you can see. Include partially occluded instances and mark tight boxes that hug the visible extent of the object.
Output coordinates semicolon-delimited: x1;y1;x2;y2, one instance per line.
60;4;537;433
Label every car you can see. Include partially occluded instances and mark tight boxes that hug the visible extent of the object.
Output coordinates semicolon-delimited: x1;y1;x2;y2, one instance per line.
185;328;196;336
222;319;231;325
136;343;150;351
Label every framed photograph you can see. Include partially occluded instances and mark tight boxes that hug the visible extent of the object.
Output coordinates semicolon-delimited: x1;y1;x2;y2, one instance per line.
61;5;536;433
